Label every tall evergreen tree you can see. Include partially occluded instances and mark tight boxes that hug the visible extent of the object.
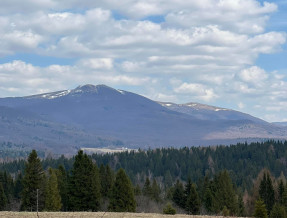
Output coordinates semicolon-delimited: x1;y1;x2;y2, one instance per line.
151;179;161;202
172;180;185;209
45;168;62;211
68;150;101;211
282;184;287;210
184;178;192;203
0;182;7;211
213;170;238;215
278;180;284;205
108;168;136;212
203;186;214;213
259;172;275;214
186;183;200;215
14;172;23;200
142;177;152;197
238;194;246;217
56;165;68;211
21;150;45;211
99;164;113;198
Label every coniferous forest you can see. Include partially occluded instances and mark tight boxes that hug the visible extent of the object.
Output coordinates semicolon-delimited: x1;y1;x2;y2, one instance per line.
0;140;287;217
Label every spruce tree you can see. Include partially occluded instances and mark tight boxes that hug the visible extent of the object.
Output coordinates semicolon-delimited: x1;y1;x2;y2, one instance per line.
21;150;45;211
184;178;192;203
0;182;7;211
254;199;268;218
14;173;23;199
186;183;200;215
56;165;68;211
172;180;185;209
282;185;287;210
108;168;136;212
142;177;152;197
99;164;113;198
151;179;161;202
203;186;214;213
278;180;284;205
259;172;275;214
45;168;62;211
68;150;101;211
213;170;238;215
238;194;246;217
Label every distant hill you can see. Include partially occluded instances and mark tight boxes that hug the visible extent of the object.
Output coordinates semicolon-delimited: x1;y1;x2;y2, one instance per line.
272;122;287;127
0;84;286;154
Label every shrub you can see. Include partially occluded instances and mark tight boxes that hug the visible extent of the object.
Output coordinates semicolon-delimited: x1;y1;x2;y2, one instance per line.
163;203;176;215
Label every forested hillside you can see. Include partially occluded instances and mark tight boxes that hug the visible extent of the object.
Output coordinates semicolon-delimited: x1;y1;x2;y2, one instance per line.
1;141;287;216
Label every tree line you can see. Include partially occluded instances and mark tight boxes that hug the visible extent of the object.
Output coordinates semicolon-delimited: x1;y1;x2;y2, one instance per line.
1;140;287;216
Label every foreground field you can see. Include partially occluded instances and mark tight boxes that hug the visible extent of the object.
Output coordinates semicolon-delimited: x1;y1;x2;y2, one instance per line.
0;212;234;218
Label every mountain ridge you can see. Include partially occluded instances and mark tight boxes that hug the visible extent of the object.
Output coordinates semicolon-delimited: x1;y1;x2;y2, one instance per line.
0;84;286;154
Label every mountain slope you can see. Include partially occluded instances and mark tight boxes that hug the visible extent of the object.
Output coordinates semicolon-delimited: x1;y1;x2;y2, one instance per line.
0;84;286;154
158;102;267;123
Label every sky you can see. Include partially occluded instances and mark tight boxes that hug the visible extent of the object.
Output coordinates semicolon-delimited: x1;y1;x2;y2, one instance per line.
0;0;286;122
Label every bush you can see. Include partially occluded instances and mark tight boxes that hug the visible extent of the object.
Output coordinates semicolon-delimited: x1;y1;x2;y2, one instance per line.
222;206;230;217
163;203;176;215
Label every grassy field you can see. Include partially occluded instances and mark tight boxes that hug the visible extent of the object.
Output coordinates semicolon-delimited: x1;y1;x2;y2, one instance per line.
0;212;233;218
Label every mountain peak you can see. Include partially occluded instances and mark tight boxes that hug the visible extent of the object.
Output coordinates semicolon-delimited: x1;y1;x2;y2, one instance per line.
72;84;125;95
74;84;99;92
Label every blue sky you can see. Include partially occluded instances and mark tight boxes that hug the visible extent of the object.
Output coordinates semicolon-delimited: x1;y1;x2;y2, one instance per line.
0;0;286;122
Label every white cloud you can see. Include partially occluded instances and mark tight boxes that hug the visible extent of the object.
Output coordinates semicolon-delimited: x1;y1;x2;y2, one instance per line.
78;58;113;70
0;60;152;97
0;0;286;121
238;102;245;109
238;66;268;83
174;82;218;102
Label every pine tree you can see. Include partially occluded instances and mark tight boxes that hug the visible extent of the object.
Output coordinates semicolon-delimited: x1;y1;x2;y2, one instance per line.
164;170;173;188
282;184;287;210
99;164;113;198
254;199;268;218
0;182;7;211
172;180;185;209
184;178;192;203
151;178;161;202
14;172;23;199
238;194;246;217
278;180;284;205
134;184;141;196
186;183;200;215
68;150;101;211
21;150;45;211
56;165;68;211
108;168;136;212
142;177;152;197
45;168;62;211
203;186;213;213
213;170;238;215
259;172;275;214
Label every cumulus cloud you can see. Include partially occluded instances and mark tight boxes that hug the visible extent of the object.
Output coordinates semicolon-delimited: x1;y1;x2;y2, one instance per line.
174;82;218;102
0;60;152;97
0;0;286;121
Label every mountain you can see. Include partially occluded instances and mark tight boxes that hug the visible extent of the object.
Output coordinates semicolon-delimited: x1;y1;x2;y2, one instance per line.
0;84;286;154
272;122;287;127
158;102;267;123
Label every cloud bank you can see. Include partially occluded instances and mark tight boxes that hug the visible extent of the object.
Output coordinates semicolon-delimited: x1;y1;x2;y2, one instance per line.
0;0;286;121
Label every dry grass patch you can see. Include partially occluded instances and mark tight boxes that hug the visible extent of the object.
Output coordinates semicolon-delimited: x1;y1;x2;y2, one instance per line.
0;212;235;218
